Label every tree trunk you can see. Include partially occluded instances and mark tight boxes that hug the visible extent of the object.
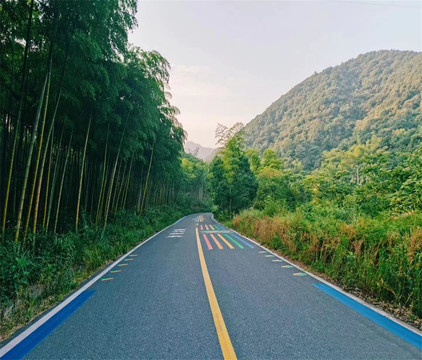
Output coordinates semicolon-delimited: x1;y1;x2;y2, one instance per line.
43;130;54;228
54;133;72;233
24;63;52;240
33;69;64;233
103;130;125;233
2;0;35;239
140;142;155;216
122;156;133;210
46;130;63;231
15;49;52;242
75;116;91;233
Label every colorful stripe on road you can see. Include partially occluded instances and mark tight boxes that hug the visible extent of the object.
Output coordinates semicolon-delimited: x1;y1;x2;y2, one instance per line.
210;234;223;249
225;234;243;249
203;234;213;250
199;225;254;251
217;234;235;249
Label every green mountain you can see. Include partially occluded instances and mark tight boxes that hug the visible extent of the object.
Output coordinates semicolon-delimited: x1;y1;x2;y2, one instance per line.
244;50;422;170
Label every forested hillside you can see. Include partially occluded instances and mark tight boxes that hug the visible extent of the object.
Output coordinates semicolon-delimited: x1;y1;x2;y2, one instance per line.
244;50;422;169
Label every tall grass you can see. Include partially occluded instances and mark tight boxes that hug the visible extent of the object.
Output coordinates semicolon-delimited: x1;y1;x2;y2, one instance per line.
231;207;422;317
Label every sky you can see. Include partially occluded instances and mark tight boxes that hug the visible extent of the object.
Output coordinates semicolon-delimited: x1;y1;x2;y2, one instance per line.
129;0;422;148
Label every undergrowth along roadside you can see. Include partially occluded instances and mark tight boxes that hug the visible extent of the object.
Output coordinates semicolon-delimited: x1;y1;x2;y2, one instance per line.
0;206;198;341
229;208;422;321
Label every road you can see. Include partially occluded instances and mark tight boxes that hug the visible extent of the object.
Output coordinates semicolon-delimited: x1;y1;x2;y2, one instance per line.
1;213;421;359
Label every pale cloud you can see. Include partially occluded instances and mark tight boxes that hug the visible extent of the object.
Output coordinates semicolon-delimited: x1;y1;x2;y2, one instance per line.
168;64;249;147
170;64;233;99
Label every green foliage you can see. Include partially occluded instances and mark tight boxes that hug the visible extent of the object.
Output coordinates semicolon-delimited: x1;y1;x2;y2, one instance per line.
244;50;422;170
207;124;257;217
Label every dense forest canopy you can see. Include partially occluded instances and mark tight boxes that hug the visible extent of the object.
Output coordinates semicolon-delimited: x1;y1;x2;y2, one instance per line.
0;0;196;241
244;50;422;170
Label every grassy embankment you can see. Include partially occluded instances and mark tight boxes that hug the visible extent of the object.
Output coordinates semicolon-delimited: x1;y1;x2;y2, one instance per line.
229;207;422;320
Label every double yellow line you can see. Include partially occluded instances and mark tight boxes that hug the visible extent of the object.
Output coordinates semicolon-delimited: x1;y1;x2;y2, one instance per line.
196;227;237;359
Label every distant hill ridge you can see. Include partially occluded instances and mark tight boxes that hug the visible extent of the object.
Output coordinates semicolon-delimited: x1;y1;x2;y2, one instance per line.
184;141;218;162
244;50;422;169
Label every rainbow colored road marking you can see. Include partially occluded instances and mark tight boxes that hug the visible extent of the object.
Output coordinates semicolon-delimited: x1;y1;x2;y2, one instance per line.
225;234;244;249
198;224;254;251
210;234;223;249
231;233;254;248
203;234;213;250
218;234;235;249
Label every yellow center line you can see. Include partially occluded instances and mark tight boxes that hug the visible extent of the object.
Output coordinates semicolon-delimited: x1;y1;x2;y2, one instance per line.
218;234;235;249
196;228;237;360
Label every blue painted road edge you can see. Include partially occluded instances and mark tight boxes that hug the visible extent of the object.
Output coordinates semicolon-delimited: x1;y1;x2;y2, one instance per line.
1;290;96;360
314;283;422;350
231;233;254;248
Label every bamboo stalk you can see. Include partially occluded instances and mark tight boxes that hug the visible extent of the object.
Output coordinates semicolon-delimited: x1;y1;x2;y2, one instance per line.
1;0;35;239
140;141;155;216
43;129;54;228
33;82;63;233
96;128;109;224
75;116;91;233
15;50;52;242
46;130;63;231
103;129;125;233
113;160;127;215
122;156;133;209
54;133;72;233
24;63;52;240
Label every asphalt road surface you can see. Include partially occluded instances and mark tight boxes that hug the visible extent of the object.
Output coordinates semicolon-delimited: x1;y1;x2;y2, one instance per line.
1;213;421;359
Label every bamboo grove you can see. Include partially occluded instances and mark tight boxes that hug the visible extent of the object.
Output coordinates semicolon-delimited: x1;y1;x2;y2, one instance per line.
0;0;189;242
